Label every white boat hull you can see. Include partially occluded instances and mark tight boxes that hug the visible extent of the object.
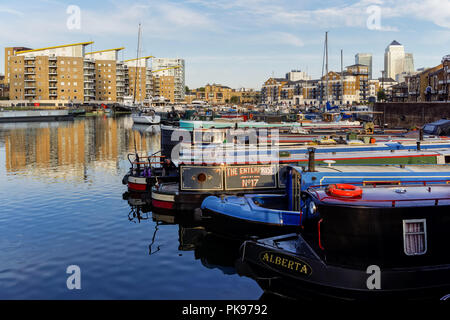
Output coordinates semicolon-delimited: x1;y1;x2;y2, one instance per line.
132;115;161;125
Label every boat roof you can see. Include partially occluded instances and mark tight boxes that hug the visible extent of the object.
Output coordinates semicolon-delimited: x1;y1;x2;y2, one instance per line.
309;184;450;207
178;148;450;165
425;119;450;126
292;164;450;173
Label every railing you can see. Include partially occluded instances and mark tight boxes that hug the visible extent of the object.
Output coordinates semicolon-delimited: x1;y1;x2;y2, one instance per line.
127;151;166;176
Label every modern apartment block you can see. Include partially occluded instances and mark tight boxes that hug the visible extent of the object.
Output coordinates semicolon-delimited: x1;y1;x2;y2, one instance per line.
151;58;185;103
8;42;92;102
85;47;125;102
4;43;187;105
124;56;153;103
4;46;32;86
346;64;370;102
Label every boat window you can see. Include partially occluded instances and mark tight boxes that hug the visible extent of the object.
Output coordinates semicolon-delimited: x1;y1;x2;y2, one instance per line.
403;219;427;256
423;125;435;133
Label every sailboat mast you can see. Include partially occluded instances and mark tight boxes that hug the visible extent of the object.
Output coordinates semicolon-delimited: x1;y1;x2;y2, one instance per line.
341;49;343;105
133;23;141;105
325;31;328;105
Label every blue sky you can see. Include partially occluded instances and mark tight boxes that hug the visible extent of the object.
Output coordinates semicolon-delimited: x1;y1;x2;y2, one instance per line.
1;0;449;89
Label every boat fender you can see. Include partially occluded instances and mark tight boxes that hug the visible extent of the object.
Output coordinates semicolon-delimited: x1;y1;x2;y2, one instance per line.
326;184;363;198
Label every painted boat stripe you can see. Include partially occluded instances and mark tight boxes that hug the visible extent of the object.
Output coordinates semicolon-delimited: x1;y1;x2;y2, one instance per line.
152;192;175;202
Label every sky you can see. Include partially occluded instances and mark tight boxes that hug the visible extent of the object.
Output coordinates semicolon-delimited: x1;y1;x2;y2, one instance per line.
1;0;449;89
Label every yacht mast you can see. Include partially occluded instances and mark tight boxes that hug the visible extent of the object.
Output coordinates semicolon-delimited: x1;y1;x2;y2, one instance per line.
325;31;329;106
341;49;343;105
133;23;142;105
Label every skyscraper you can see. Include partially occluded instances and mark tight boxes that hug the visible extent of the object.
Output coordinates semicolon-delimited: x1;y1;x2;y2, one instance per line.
384;40;414;80
355;53;373;79
404;53;415;73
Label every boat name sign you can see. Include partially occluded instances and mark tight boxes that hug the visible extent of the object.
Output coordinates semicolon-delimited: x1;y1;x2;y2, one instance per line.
259;251;313;277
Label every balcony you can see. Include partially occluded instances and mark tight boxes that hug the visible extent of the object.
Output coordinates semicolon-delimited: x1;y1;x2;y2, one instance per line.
48;70;57;75
24;78;36;82
24;92;36;97
24;85;36;89
49;92;57;96
24;70;35;75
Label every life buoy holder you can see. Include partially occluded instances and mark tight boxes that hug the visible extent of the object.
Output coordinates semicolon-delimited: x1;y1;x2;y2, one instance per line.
327;184;363;198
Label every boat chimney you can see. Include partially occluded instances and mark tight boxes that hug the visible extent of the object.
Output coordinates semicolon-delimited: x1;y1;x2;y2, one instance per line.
419;128;424;141
307;147;316;172
417;141;421;151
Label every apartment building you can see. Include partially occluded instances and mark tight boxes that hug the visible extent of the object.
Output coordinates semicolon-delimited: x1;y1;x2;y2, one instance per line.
4;46;32;86
151;58;185;103
262;65;378;106
85;47;125;102
405;64;443;102
8;42;92;102
355;53;373;79
346;64;370;102
124;56;153;103
0;75;7;98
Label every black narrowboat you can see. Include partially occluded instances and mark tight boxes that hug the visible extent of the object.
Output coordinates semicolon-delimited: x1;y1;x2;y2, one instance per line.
239;183;450;300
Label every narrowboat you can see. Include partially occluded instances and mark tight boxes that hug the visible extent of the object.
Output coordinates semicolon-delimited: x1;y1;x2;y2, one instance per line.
122;152;178;192
160;124;416;157
238;183;450;300
199;165;450;238
423;119;450;136
180;139;450;163
151;159;450;214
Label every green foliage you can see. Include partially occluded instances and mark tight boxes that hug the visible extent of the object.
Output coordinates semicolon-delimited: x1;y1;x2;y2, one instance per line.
377;89;386;102
230;96;240;104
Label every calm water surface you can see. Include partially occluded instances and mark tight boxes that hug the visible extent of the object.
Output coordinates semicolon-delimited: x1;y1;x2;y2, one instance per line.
0;115;262;299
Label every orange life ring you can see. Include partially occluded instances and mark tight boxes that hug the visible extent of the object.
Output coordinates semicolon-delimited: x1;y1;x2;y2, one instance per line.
327;184;363;198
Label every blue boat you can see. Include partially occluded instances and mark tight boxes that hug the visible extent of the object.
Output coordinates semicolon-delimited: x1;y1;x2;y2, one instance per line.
200;164;450;237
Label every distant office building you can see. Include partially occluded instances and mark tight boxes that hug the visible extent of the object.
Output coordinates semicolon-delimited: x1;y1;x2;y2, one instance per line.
404;53;415;73
285;70;311;82
355;53;373;79
384;40;414;81
151;58;185;103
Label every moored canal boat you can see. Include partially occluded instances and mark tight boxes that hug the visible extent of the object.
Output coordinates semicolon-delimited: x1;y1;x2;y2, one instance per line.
152;161;450;214
122;152;178;192
199;165;450;237
238;183;450;300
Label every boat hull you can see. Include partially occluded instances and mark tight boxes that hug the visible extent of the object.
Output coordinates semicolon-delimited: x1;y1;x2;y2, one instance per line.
132;115;161;125
240;234;450;301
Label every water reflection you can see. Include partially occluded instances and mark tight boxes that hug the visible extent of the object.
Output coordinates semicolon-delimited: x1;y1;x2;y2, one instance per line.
0;116;160;181
122;191;243;276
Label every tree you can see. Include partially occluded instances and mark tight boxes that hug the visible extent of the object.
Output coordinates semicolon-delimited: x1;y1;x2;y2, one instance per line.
377;89;386;102
230;96;240;104
185;86;190;94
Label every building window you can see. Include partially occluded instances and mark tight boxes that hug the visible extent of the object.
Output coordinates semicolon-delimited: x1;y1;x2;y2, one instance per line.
403;219;427;256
